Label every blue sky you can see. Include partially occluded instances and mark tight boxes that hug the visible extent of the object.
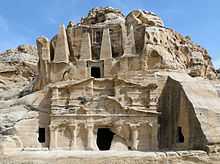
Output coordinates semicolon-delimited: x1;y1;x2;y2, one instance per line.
0;0;220;68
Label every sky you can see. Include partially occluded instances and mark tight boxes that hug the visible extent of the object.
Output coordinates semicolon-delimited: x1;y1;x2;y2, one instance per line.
0;0;220;68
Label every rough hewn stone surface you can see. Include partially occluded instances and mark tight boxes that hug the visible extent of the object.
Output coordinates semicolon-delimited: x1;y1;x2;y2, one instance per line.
1;151;220;164
0;7;220;163
159;72;220;152
0;45;37;99
80;7;125;25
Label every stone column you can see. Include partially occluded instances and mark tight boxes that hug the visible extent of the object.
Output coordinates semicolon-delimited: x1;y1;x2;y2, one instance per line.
150;122;159;150
80;32;92;60
61;127;66;137
124;25;136;55
87;123;95;150
70;124;79;150
100;28;112;60
130;124;140;150
36;36;51;90
49;126;57;150
100;28;112;77
53;24;70;63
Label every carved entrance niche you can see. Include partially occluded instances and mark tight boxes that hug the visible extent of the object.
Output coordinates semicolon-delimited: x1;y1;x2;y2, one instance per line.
96;128;114;150
87;60;104;78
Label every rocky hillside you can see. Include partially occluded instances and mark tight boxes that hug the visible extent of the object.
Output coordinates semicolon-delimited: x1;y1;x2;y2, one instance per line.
0;45;38;140
76;7;217;79
0;44;38;100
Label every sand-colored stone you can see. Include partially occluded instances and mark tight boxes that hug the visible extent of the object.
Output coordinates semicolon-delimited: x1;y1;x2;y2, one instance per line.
1;7;220;163
124;25;136;55
100;28;112;60
80;32;92;60
53;24;70;63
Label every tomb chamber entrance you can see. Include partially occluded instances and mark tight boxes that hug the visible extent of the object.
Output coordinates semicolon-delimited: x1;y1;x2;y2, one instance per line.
96;128;114;150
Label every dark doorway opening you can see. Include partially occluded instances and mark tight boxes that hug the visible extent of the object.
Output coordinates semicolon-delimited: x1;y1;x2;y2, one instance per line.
91;67;101;78
38;128;45;143
177;126;184;143
97;128;114;150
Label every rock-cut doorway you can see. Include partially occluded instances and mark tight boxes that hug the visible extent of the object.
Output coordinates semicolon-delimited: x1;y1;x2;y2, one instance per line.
96;128;114;150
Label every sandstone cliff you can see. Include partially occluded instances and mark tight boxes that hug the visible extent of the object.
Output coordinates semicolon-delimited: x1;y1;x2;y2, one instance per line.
66;7;216;80
0;45;39;151
0;45;38;99
0;7;220;163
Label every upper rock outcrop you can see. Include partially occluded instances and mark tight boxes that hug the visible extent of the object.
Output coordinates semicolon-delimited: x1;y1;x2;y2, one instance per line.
126;10;164;27
80;7;125;25
43;7;217;87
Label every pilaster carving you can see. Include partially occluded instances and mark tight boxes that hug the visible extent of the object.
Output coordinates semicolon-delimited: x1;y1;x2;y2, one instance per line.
86;123;95;150
49;125;58;150
129;123;140;150
70;124;79;150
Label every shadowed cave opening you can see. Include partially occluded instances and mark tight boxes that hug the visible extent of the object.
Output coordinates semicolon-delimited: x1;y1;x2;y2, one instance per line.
38;128;45;143
177;126;184;143
97;128;114;150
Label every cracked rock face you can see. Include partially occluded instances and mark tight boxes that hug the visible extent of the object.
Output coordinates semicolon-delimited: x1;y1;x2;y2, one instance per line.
80;7;125;25
126;10;164;27
66;7;217;80
0;45;38;149
0;45;38;100
142;26;216;79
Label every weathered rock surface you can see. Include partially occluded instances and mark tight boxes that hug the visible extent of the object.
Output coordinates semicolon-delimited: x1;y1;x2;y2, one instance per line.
70;7;216;80
126;10;164;27
0;45;37;64
0;7;220;163
0;151;220;164
0;45;39;154
0;45;38;100
159;72;220;153
80;7;125;25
